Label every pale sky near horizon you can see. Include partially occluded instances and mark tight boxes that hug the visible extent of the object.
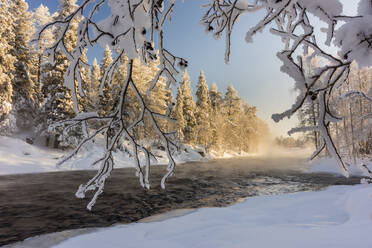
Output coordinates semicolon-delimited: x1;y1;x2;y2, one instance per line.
26;0;358;138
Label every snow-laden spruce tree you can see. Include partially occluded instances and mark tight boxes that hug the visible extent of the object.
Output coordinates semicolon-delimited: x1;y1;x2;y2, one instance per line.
195;70;212;148
223;85;242;150
10;0;39;130
122;56;171;141
136;58;171;142
39;0;79;148
173;79;186;141
98;45;114;116
35;0;372;209
89;58;101;112
0;0;16;133
33;4;55;91
178;70;197;144
239;101;259;152
209;83;224;150
78;50;91;112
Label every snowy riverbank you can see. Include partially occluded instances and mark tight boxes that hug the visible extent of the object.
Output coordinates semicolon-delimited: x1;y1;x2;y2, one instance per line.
8;184;372;248
1;135;372;177
0;135;259;175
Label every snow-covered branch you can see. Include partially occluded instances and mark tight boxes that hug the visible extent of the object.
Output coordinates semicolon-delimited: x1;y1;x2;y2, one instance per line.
37;0;183;210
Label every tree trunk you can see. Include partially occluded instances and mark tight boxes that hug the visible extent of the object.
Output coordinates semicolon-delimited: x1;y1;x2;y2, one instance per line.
311;102;318;149
37;42;42;87
348;82;357;164
53;134;60;149
45;135;50;147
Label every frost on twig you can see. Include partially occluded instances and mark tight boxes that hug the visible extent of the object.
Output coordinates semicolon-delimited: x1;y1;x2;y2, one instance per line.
37;0;184;210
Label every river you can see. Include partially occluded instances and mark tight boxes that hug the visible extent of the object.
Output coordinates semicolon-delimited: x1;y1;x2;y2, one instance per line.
0;155;362;246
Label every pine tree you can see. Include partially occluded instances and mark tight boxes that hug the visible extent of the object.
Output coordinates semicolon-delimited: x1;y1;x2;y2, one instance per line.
10;0;38;130
209;83;223;112
89;58;101;111
140;58;170;141
77;49;91;112
0;0;16;132
297;98;319;148
121;56;169;141
99;45;114;115
34;5;55;29
224;85;241;119
33;4;55;87
58;0;79;20
113;51;128;112
195;70;212;147
239;101;258;152
101;45;114;75
180;70;196;144
39;0;78;147
173;82;186;141
223;85;242;150
209;83;223;150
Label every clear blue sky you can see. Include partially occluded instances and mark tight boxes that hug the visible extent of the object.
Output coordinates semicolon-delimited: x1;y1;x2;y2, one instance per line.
26;0;358;138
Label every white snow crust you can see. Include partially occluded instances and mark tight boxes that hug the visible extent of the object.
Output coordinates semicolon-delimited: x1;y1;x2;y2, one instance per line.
310;157;372;177
22;184;372;248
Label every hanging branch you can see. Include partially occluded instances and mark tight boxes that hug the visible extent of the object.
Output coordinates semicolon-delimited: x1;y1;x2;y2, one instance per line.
36;0;184;210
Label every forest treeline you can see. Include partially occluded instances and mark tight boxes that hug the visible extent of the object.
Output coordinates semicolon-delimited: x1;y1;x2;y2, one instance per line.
0;0;269;153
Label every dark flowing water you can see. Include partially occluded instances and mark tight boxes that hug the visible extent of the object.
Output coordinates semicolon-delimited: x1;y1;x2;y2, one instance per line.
0;156;362;246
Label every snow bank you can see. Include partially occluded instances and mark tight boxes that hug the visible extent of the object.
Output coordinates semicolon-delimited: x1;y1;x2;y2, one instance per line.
23;184;372;248
0;136;64;175
0;135;134;175
309;157;372;177
0;136;210;175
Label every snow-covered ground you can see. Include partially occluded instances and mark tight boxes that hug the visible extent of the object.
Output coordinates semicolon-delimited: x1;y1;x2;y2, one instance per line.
0;135;64;175
310;156;372;177
0;135;209;175
0;135;256;175
10;184;372;248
